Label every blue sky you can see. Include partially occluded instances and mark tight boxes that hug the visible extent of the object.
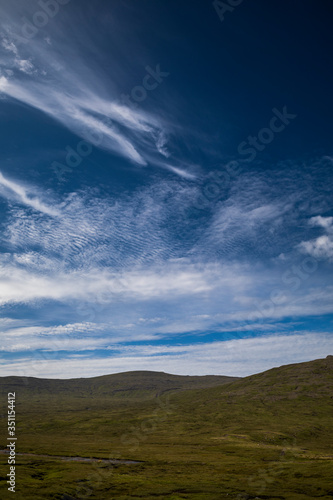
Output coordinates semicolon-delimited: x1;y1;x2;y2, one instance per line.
0;0;332;378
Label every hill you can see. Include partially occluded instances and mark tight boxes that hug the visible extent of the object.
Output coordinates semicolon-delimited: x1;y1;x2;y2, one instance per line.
0;370;239;401
0;357;332;499
169;355;333;451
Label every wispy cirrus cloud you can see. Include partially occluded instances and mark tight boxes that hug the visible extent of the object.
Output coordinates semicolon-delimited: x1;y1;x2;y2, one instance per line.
0;14;193;178
0;0;332;381
0;170;59;216
0;70;148;165
3;176;201;271
1;333;332;378
0;260;220;306
0;160;332;329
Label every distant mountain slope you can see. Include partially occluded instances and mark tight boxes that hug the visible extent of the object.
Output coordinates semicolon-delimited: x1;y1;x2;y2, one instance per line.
0;370;240;400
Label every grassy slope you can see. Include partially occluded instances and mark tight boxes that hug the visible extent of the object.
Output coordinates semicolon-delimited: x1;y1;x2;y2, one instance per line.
0;370;240;400
0;358;332;499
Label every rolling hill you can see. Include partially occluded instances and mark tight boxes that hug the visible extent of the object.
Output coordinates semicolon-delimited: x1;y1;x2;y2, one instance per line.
0;357;332;499
0;370;240;400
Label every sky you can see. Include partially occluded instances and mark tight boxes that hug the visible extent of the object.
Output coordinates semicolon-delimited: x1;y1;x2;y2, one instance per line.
0;0;332;379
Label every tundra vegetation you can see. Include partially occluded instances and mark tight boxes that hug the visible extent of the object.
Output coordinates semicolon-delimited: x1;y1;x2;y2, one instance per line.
0;358;332;499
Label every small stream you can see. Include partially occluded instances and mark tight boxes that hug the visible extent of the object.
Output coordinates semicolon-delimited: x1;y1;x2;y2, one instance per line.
0;449;140;464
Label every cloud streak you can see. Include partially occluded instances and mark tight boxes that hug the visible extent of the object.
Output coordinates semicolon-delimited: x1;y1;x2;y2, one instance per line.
0;17;193;178
0;170;59;216
1;333;332;378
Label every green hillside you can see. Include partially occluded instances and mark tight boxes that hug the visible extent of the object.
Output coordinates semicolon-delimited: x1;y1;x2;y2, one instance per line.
169;355;333;452
0;370;239;400
0;358;332;499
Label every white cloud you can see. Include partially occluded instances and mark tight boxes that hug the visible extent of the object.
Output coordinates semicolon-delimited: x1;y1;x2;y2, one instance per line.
309;215;333;229
0;262;219;306
1;333;331;378
0;36;190;175
3;180;197;269
0;337;110;353
0;76;9;91
298;216;333;261
0;172;331;331
0;322;106;338
0;170;59;216
0;11;197;180
0;5;331;384
14;58;35;74
0;318;157;352
163;164;197;180
1;38;18;56
299;235;333;261
156;131;170;157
